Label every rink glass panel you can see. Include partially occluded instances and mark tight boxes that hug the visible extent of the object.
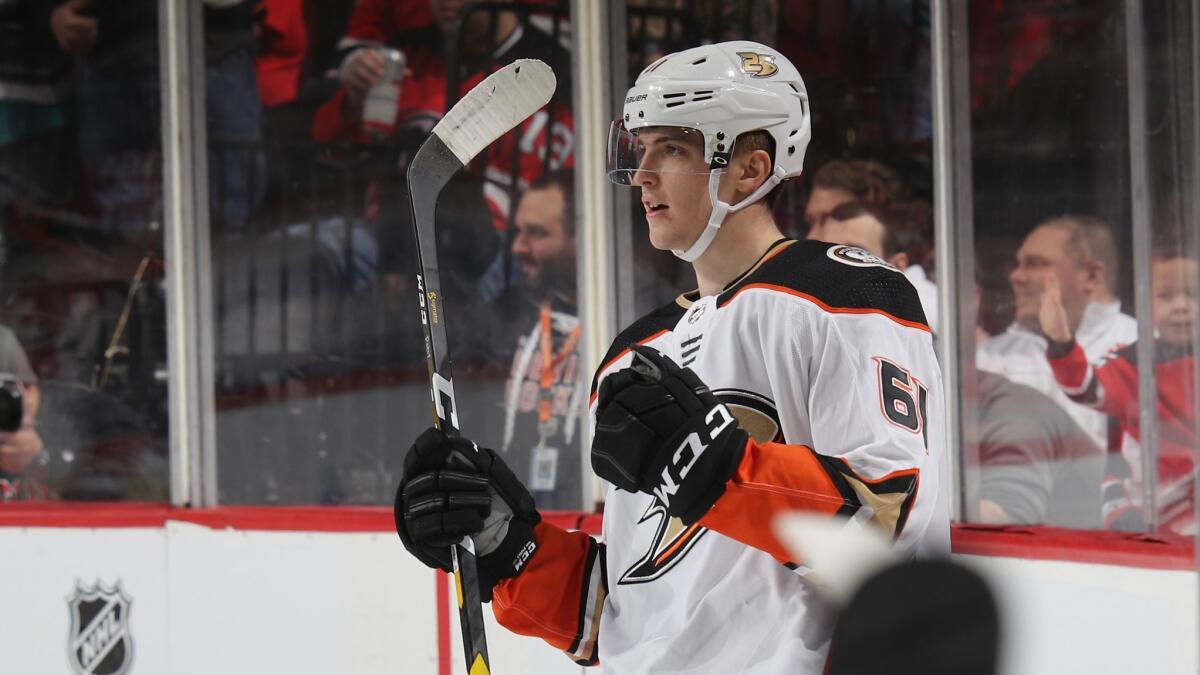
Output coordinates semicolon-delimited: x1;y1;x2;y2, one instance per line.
609;1;1199;540
962;1;1198;539
0;4;170;501
207;1;585;507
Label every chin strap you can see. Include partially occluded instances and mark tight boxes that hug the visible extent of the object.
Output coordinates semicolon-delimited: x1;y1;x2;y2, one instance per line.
672;165;787;262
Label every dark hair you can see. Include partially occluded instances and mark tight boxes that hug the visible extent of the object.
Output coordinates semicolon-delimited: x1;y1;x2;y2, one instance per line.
828;199;934;263
812;160;908;207
526;168;576;237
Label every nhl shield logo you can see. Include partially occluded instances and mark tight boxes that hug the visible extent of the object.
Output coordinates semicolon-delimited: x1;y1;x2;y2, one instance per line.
67;581;133;675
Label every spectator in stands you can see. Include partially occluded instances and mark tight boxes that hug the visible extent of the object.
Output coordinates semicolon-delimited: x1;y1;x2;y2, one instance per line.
314;0;439;140
47;0;262;239
1039;239;1197;534
820;200;939;333
0;324;47;501
977;215;1138;453
252;0;326;145
314;0;574;234
803;159;907;241
977;364;1105;530
0;0;74;209
254;0;307;111
942;269;1105;530
469;169;584;510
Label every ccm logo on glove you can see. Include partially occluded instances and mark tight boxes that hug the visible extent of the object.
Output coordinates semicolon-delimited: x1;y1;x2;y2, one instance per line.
512;540;538;573
654;404;734;507
592;345;749;525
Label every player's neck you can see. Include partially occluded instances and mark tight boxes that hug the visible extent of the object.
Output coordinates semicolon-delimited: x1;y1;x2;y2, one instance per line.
692;207;784;297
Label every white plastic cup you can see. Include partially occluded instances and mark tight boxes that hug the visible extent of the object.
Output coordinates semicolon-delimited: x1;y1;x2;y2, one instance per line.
362;47;407;139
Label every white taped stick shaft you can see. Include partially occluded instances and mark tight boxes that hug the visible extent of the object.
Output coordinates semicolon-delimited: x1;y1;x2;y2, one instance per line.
432;59;557;166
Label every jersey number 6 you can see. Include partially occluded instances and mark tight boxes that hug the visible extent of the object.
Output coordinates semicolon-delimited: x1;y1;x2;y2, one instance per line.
873;356;930;452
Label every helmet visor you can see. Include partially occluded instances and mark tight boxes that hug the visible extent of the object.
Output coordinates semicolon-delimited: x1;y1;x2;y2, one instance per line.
606;121;712;186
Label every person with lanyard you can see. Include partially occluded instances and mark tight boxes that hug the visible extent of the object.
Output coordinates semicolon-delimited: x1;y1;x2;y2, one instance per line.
486;169;585;510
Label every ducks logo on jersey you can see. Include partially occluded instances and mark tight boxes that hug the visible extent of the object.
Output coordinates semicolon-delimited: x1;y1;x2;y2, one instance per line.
619;390;783;585
827;245;899;271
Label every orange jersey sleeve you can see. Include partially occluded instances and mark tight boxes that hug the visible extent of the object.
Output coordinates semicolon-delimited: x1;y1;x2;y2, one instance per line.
492;521;607;665
699;438;920;565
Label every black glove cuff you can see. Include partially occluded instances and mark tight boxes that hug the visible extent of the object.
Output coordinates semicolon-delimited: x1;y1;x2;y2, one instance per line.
669;427;749;526
476;518;539;602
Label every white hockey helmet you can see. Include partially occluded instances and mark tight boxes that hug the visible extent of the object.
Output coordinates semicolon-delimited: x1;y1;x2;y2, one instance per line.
608;41;812;261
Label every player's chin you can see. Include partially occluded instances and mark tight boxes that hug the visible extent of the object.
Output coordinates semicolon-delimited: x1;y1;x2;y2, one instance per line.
646;223;685;251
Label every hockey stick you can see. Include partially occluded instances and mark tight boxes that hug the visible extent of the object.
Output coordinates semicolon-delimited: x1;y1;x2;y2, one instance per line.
406;58;556;675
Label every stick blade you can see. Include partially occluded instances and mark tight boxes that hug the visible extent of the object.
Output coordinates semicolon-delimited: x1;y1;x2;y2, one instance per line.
432;59;557;166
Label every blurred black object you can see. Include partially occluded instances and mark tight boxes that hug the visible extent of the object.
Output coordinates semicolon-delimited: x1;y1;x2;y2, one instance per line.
0;376;21;432
37;380;167;501
828;559;1000;675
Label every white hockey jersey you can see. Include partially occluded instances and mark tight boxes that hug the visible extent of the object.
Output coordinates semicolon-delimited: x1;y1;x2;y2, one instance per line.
491;240;950;673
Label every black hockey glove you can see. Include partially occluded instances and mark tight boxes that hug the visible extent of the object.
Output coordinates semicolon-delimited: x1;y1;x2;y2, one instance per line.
592;345;749;525
394;427;540;602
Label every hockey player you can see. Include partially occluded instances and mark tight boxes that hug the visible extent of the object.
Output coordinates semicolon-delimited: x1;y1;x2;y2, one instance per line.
394;41;948;672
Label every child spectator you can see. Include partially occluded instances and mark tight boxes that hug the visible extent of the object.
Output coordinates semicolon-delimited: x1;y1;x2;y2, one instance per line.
1040;241;1197;534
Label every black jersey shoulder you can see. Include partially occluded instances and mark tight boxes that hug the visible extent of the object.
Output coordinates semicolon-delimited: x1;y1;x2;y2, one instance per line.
589;298;688;397
717;240;930;329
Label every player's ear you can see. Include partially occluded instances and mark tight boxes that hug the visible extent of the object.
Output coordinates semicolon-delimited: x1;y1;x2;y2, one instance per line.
732;148;772;200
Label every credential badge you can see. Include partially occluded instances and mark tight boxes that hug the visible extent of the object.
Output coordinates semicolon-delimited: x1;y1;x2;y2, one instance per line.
67;580;134;675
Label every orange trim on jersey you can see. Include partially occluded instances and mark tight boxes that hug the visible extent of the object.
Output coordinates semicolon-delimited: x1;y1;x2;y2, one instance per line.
723;239;796;289
492;521;598;650
720;282;932;333
588;329;671;406
654;522;703;566
759;239;795;265
698;438;848;564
